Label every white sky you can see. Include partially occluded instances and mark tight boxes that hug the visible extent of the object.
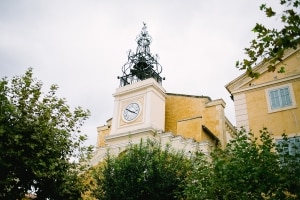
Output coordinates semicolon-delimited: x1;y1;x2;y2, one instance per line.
0;0;282;146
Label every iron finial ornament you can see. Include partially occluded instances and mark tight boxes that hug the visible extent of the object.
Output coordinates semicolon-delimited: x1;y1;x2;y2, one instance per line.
118;23;163;87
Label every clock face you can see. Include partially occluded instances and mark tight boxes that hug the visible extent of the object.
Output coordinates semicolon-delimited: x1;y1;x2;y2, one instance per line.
123;103;140;121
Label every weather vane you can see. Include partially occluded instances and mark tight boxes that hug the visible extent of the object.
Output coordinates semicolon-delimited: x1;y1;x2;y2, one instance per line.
118;23;163;87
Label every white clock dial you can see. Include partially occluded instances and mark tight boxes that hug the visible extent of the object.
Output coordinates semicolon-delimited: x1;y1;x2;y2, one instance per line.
123;103;140;121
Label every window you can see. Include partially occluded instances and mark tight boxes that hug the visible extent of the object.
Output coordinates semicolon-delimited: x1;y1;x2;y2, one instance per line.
266;84;296;112
276;136;300;156
269;87;292;109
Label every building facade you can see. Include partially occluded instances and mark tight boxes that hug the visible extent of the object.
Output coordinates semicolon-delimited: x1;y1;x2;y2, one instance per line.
225;47;300;153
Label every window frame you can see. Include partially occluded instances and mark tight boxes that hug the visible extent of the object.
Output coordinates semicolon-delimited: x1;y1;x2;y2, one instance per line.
265;83;296;113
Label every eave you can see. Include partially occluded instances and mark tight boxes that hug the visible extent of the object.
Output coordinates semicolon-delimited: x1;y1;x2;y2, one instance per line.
225;47;300;95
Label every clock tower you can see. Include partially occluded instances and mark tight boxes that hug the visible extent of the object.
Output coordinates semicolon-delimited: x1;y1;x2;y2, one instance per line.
107;23;166;145
90;24;236;166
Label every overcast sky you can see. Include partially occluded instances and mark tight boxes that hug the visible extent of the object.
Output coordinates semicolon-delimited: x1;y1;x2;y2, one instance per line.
0;0;282;146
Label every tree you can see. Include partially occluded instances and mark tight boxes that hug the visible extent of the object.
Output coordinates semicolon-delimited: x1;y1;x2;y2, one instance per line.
182;151;214;200
236;0;300;78
184;128;300;199
0;68;92;199
275;133;300;199
91;139;191;200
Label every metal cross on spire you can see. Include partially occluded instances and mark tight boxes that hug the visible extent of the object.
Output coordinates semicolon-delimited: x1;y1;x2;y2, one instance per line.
118;23;163;87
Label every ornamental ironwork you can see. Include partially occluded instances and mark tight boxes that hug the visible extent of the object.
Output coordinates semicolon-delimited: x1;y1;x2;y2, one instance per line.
118;23;163;87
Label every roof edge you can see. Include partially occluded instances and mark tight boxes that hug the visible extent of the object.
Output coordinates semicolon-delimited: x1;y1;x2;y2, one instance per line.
166;92;212;101
225;46;300;94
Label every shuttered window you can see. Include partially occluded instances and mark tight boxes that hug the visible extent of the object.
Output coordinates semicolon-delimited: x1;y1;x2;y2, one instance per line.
268;86;292;110
276;137;300;156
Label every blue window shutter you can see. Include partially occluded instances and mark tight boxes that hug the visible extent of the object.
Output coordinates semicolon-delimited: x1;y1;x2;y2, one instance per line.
276;137;300;157
269;90;280;109
280;87;292;107
287;137;300;156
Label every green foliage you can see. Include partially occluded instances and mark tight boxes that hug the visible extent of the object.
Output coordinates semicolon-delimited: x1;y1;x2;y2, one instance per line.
236;0;300;78
275;134;300;199
211;128;281;199
182;151;214;200
0;68;92;199
184;127;300;200
91;139;191;200
88;128;300;200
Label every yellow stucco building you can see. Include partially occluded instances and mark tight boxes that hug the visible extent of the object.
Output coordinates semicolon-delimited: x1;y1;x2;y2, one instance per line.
90;25;235;166
165;93;232;148
226;47;300;152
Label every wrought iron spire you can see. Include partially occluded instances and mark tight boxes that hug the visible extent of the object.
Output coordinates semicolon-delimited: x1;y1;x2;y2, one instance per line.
118;23;163;87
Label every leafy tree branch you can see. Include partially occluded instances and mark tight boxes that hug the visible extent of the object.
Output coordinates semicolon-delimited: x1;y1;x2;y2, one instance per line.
236;0;300;78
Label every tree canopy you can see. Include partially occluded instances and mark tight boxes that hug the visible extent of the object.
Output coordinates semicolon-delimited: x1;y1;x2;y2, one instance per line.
88;129;299;200
184;128;300;200
0;68;92;199
91;139;192;200
236;0;300;78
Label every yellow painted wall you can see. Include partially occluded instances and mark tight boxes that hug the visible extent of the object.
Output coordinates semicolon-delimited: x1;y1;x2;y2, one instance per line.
204;105;223;139
244;49;300;137
251;49;300;86
97;127;110;147
96;119;112;147
177;117;202;141
246;80;300;137
165;94;208;136
165;94;226;145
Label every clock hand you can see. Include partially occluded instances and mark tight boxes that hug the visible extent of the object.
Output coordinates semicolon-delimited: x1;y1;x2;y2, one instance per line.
126;108;137;114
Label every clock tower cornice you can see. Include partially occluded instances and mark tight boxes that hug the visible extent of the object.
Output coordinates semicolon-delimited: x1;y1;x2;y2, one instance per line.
113;78;166;99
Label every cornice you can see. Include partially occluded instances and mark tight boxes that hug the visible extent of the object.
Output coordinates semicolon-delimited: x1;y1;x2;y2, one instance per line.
225;47;300;94
166;93;212;101
114;78;166;97
230;74;300;95
105;126;157;141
